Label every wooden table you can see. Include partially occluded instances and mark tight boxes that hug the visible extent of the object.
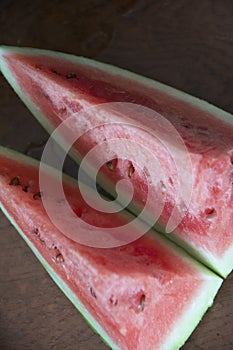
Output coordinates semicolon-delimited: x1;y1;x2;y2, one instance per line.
0;1;232;349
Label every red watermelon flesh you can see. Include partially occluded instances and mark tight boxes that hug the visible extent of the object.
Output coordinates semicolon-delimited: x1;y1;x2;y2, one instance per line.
0;47;233;276
0;146;222;350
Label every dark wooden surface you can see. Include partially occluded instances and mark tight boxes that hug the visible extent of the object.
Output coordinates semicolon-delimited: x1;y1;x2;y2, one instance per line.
0;1;233;349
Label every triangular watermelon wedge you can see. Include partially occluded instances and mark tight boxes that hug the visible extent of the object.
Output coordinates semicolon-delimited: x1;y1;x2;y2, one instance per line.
0;146;223;350
0;46;232;277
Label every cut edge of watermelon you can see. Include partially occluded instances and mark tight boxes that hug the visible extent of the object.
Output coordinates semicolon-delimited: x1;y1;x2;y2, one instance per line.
160;275;222;350
166;232;233;279
0;201;120;350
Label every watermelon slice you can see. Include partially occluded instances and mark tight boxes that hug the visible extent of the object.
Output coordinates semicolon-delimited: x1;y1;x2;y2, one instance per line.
0;46;232;277
0;146;223;349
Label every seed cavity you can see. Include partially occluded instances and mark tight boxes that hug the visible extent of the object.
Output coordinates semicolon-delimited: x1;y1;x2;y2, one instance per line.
90;287;97;299
105;158;118;172
128;164;135;178
56;253;64;263
139;294;146;312
33;227;39;234
181;123;192;129
33;191;42;200
9;177;20;186
66;73;77;79
34;229;44;242
33;228;44;242
35;64;42;70
160;181;166;194
59;107;67;113
169;177;174;186
106;161;114;171
52;69;59;75
205;208;217;221
230;154;233;165
109;295;118;306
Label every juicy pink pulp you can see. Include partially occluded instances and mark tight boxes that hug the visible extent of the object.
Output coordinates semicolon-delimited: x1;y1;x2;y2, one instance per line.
0;151;204;350
3;53;233;258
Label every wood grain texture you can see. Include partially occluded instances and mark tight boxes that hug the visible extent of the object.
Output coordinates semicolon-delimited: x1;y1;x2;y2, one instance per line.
0;0;232;349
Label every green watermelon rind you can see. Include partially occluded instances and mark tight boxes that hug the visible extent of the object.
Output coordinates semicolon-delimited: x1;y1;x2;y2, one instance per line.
160;276;222;350
0;45;232;126
0;146;223;350
0;46;232;278
166;230;233;279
